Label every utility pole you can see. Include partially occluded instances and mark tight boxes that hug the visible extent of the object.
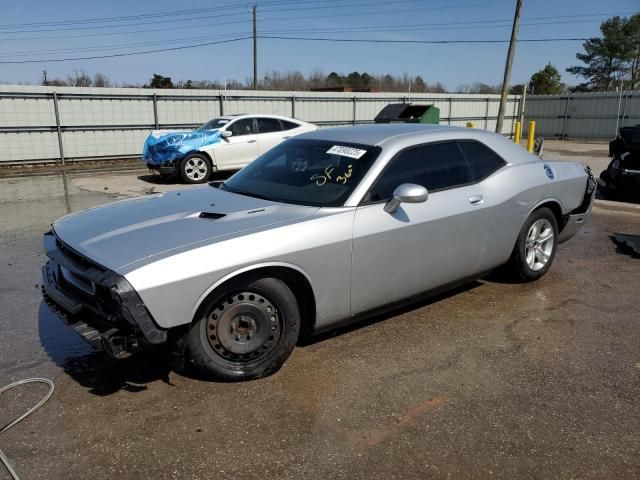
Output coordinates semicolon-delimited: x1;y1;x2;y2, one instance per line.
495;0;523;134
252;4;258;90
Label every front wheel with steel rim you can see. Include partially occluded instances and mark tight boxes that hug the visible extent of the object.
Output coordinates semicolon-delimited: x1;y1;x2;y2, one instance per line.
506;207;558;282
179;153;212;184
186;276;300;381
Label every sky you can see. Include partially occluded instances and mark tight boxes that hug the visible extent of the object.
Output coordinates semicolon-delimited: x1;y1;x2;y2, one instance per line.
0;0;638;90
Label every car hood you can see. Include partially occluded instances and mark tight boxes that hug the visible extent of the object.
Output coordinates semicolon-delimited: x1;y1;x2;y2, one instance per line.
142;129;223;165
52;186;319;271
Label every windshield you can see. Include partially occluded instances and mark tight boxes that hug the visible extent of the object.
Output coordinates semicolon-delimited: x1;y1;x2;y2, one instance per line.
196;118;230;131
219;139;381;207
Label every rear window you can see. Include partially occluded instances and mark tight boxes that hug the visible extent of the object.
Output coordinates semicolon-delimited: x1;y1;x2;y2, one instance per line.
458;141;506;181
280;120;300;131
258;117;282;133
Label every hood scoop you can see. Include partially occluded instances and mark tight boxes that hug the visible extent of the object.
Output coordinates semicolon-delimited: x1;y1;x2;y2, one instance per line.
198;212;226;220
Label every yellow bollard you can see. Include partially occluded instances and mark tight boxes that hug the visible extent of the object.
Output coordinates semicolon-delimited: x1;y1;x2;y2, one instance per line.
527;121;536;153
514;121;522;145
466;121;475;128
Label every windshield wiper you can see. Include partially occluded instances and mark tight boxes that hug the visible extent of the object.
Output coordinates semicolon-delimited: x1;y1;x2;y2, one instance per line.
219;183;281;202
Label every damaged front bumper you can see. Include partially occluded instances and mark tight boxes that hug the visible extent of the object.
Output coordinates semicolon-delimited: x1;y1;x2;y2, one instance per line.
41;231;167;358
558;166;597;244
145;159;177;175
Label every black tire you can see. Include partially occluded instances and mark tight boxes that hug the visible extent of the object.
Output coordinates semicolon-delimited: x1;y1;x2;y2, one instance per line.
505;207;558;282
179;153;212;184
186;276;300;381
597;169;618;199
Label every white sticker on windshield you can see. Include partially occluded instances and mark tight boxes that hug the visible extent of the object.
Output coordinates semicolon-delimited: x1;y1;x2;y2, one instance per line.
218;120;229;124
326;145;367;159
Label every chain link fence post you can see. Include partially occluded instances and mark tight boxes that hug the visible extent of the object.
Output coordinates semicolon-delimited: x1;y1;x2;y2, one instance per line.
52;92;65;165
152;93;159;129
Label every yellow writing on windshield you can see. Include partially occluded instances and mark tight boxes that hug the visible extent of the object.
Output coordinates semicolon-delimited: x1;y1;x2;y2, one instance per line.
336;164;353;185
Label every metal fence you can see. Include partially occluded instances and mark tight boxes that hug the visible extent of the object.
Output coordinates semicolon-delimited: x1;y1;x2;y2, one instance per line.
0;85;522;165
523;90;640;140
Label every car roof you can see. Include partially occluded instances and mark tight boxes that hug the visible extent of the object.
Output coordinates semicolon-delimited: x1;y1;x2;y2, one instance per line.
296;123;473;145
219;113;301;122
295;123;535;164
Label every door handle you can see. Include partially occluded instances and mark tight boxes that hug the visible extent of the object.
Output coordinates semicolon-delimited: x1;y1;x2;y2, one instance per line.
282;136;291;139
468;195;484;205
247;139;257;143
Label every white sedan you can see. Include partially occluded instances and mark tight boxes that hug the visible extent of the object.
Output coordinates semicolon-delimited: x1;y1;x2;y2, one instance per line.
142;114;317;183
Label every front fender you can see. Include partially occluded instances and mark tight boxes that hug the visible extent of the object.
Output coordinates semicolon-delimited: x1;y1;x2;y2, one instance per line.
190;261;316;320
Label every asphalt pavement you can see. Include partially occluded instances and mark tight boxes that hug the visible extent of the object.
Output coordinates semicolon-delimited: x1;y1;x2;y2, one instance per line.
0;149;639;479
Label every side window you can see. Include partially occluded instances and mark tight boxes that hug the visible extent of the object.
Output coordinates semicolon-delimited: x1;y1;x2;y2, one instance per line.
458;141;506;181
365;142;473;203
280;120;300;131
257;117;283;133
228;118;256;137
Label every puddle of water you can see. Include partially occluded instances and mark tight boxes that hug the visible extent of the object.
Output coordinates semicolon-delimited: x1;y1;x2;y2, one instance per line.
37;303;93;368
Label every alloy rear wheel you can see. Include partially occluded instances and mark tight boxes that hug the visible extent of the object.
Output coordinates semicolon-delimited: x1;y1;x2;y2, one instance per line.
505;207;558;282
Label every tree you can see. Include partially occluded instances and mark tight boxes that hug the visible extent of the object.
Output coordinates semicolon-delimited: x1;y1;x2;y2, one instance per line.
529;64;564;94
428;82;447;93
567;14;640;91
626;14;640;89
345;71;362;89
148;74;174;89
67;69;92;87
93;73;112;88
326;72;343;87
456;82;501;94
509;83;526;95
413;75;427;93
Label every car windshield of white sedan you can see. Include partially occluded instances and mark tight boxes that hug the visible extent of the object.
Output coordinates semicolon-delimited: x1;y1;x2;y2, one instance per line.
195;118;230;131
220;139;381;207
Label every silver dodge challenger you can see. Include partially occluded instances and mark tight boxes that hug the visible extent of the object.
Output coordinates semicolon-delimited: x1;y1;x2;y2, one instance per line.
42;124;596;380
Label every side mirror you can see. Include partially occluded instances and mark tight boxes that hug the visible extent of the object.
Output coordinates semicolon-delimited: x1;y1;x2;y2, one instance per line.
383;183;428;214
221;130;233;138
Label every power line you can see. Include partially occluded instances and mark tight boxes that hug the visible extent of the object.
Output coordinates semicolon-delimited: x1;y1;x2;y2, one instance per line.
258;35;588;44
259;17;607;35
0;17;608;59
0;32;246;58
0;37;252;64
0;1;496;36
2;8;626;43
0;7;625;59
0;18;252;42
0;0;431;34
0;0;345;29
0;34;590;64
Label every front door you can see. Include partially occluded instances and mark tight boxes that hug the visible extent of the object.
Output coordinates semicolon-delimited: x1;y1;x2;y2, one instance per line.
214;118;259;169
350;141;492;314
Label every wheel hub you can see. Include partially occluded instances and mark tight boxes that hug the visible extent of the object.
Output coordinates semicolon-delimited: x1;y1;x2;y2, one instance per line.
525;219;554;272
231;315;257;341
205;292;281;360
185;158;207;181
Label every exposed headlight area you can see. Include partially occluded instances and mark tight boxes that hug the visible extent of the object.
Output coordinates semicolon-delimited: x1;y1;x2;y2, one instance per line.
41;230;167;358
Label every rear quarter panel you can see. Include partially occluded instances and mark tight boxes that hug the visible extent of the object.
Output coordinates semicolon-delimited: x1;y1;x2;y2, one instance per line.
477;159;587;271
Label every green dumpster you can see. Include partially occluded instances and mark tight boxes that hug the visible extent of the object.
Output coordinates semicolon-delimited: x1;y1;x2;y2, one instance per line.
374;103;440;124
